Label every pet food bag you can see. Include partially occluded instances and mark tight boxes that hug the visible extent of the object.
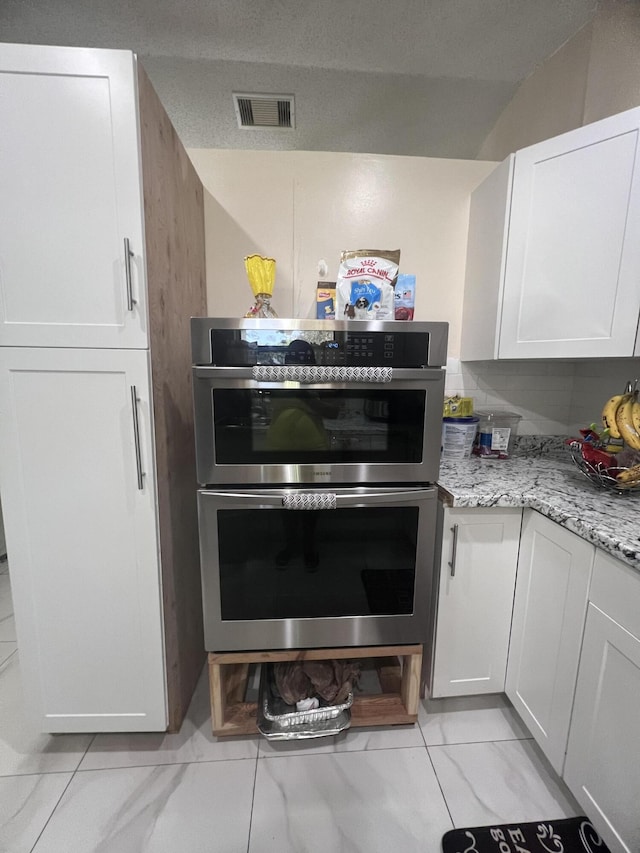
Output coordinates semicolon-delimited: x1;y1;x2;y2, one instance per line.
336;250;400;321
394;274;416;320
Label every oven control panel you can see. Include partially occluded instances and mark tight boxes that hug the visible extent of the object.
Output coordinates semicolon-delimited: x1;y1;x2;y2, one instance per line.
309;331;427;367
210;328;430;368
343;332;396;363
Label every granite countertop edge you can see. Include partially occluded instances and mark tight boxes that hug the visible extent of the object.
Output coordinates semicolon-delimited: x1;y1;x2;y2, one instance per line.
438;455;640;572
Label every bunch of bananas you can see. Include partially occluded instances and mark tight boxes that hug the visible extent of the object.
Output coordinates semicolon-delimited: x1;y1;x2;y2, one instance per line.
601;382;640;450
601;380;640;485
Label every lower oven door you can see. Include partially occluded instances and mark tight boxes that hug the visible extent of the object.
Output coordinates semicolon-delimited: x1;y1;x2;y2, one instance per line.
198;485;438;651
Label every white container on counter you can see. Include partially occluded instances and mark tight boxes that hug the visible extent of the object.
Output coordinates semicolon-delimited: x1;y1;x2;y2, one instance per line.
441;416;479;459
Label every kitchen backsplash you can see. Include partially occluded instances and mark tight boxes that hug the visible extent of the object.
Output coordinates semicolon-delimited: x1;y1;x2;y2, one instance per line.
446;357;640;436
570;358;640;434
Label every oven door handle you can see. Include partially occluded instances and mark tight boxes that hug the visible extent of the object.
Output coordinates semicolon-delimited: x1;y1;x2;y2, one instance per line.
252;365;392;383
282;493;337;510
193;366;442;384
194;365;396;383
202;488;435;508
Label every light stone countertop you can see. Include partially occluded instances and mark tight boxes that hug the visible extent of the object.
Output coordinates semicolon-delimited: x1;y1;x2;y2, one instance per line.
438;453;640;571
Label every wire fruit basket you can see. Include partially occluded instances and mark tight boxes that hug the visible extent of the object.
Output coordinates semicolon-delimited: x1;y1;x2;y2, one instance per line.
567;442;640;494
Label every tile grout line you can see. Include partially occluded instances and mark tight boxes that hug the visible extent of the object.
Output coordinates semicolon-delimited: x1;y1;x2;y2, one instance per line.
425;744;456;830
245;752;259;853
257;743;426;760
417;711;457;829
72;753;260;774
0;646;18;668
28;773;75;853
417;711;428;750
28;734;96;853
425;735;534;749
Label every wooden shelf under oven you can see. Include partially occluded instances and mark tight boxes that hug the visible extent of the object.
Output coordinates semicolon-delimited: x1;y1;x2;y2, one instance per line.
208;644;423;737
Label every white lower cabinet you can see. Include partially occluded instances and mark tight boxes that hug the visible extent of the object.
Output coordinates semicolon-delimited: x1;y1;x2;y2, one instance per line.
564;551;640;853
0;347;167;732
431;503;640;848
431;506;522;698
506;510;594;774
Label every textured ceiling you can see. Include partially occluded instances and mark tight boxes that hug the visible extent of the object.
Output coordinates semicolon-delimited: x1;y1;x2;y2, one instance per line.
0;0;599;158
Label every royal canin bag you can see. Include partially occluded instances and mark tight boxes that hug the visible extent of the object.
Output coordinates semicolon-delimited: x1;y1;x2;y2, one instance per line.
336;250;400;321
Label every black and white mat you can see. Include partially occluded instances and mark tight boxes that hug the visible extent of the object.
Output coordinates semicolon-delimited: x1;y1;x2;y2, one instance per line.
442;816;611;853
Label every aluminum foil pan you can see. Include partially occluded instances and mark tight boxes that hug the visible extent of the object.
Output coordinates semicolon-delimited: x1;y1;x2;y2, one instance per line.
257;710;352;741
257;664;352;740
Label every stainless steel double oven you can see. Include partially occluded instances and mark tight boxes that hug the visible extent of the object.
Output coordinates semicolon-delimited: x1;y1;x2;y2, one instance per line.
191;318;448;652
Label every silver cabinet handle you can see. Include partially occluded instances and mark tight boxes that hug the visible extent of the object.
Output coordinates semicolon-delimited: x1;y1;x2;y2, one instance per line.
448;523;459;577
124;238;137;311
130;385;145;490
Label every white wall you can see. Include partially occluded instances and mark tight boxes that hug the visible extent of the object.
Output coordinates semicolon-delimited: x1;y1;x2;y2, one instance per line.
187;149;495;358
478;22;593;162
583;0;640;124
479;1;640;162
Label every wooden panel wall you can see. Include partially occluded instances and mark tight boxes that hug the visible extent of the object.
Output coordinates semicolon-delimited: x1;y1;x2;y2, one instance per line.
137;65;207;731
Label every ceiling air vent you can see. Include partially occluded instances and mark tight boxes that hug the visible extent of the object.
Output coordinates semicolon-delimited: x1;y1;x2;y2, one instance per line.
233;93;295;130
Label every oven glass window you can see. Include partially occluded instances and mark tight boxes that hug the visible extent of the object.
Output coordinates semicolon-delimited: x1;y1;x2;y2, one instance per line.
212;389;425;464
217;507;418;620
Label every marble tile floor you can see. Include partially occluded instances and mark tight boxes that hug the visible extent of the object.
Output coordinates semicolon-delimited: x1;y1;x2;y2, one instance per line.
0;648;581;853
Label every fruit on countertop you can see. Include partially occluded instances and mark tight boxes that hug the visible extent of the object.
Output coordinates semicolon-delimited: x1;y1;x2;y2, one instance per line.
566;380;640;490
602;392;628;439
632;397;640;433
616;463;640;484
614;392;640;451
601;381;640;448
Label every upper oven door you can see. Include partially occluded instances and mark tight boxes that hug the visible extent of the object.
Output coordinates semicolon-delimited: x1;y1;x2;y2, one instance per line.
192;366;445;485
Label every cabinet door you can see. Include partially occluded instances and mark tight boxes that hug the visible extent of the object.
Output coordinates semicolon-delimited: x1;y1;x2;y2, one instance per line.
460;155;514;361
431;507;522;698
564;604;640;853
0;44;148;348
0;347;166;732
506;511;593;774
499;107;640;358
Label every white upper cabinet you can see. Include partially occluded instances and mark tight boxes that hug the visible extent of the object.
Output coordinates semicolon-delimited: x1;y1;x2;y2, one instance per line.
462;107;640;360
0;44;148;348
